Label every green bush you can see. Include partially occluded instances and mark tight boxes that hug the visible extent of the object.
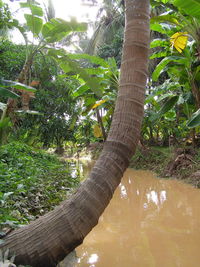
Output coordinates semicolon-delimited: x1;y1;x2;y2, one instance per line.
0;142;79;235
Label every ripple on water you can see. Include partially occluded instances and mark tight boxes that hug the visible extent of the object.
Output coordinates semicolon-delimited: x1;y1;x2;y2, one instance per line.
75;169;200;267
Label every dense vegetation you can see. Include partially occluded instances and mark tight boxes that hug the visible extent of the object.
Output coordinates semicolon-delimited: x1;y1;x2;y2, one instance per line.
0;0;200;264
0;0;200;149
0;142;79;236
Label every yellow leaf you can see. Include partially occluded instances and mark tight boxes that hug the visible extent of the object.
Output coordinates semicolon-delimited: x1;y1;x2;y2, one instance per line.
93;124;102;138
91;99;107;109
170;32;188;53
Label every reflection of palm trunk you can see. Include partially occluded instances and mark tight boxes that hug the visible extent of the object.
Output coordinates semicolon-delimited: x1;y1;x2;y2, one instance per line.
1;0;150;266
96;108;107;141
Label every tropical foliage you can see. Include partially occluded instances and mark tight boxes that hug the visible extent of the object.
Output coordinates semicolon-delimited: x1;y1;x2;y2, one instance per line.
0;142;79;234
0;0;199;148
1;0;200;265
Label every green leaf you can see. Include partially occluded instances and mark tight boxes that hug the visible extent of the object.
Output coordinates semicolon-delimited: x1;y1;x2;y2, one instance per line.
159;95;179;115
60;62;72;73
151;14;180;25
107;57;118;70
0;87;19;99
58;57;102;97
84;97;96;107
150;51;168;59
187;109;200;128
157;93;175;102
20;2;43;17
47;48;66;57
24;14;43;35
68;54;109;68
150;23;173;35
72;84;90;97
152;56;187;81
150;39;169;48
49;50;103;96
173;0;200;20
42;18;87;43
83;68;105;75
3;80;37;92
0;117;11;128
152;0;170;3
69;115;77;130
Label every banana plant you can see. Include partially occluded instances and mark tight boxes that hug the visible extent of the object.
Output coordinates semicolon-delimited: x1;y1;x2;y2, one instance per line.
0;79;37;145
149;0;200;131
149;48;198;120
150;0;200;55
7;0;87;113
173;0;200;21
139;0;200;143
53;54;119;140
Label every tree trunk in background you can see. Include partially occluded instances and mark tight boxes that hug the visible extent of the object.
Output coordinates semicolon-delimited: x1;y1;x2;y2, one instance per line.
191;79;200;109
0;0;150;266
6;55;34;119
18;58;33;111
96;108;107;141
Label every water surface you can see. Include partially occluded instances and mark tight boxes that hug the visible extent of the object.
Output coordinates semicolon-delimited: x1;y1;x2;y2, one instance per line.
75;169;200;267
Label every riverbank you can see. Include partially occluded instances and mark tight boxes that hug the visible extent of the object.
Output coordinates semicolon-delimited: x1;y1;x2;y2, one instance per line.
1;143;199;266
0;142;80;238
77;143;200;188
1;142;199;239
130;146;200;188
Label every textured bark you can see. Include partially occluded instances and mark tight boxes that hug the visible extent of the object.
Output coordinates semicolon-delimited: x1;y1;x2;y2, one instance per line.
18;57;34;110
6;56;33;118
0;0;150;266
191;79;200;109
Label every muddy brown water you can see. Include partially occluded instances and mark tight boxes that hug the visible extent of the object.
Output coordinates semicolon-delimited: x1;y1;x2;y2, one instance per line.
75;169;200;267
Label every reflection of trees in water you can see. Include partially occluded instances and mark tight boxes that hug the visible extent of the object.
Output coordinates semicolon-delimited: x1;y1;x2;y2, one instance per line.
67;159;94;181
122;170;200;267
76;169;200;267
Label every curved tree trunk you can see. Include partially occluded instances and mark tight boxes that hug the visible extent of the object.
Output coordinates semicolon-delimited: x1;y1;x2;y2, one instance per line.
0;0;150;266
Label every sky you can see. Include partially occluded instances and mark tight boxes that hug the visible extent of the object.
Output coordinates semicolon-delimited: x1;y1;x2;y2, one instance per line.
5;0;102;43
42;0;100;22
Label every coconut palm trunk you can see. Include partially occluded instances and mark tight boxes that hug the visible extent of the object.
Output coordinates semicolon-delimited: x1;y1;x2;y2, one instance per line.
0;0;150;266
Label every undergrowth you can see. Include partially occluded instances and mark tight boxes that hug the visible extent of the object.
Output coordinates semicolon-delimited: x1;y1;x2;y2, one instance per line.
130;147;171;176
0;142;79;236
131;146;200;188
